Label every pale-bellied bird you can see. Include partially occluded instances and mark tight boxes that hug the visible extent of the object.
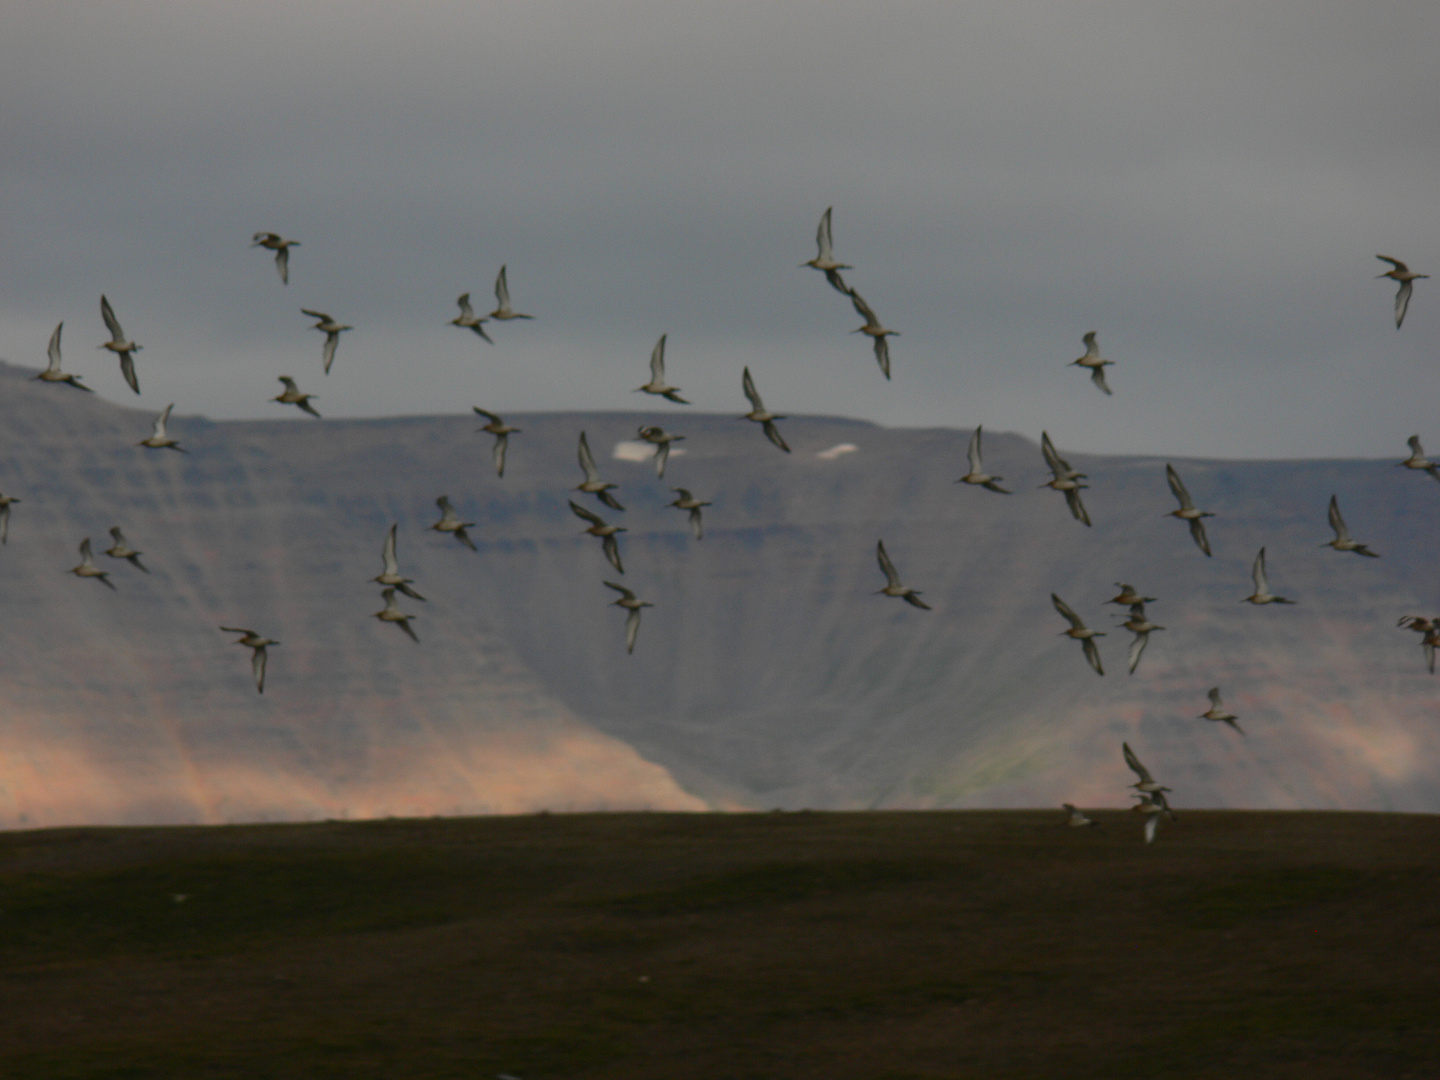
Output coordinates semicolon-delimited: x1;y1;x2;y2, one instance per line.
1040;436;1091;525
956;426;1010;493
1376;255;1428;329
374;524;425;600
139;404;186;452
1165;464;1214;556
1062;804;1099;828
571;501;626;574
637;426;684;479
489;265;533;321
221;626;279;693
474;408;520;477
1123;742;1172;803
1323;495;1378;557
99;294;142;394
300;309;351;374
741;367;790;452
1108;583;1157;607
801;207;852;295
450;293;494;343
375;588;419;642
272;376;321;418
36;323;90;391
605;581;653;654
669;488;711;540
71;538;115;590
1120;601;1164;675
1398;436;1440;481
636;335;688;404
105;527;148;573
576;431;624;511
1071;331;1114;395
1200;687;1244;735
1243;547;1294;605
847;288;898;380
875;541;930;609
251;233;299;284
1052;594;1104;675
431;496;477;551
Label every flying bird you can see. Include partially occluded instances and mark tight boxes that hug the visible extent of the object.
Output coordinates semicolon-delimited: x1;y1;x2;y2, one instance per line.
1040;438;1091;525
374;588;419;642
1398;436;1440;481
1119;601;1164;675
138;404;186;452
575;431;624;511
875;541;930;609
740;367;790;452
1108;583;1157;607
221;626;279;693
571;500;626;574
36;323;90;391
1062;804;1099;828
300;309;351;374
1165;464;1214;556
1052;594;1104;675
251;233;300;284
669;488;711;540
0;493;19;545
70;538;116;590
801;206;852;294
272;376;321;418
1376;255;1428;329
1122;742;1172;801
1323;495;1378;557
636;335;688;404
373;524;425;600
637;425;685;479
450;293;494;343
431;496;477;551
1133;795;1166;845
1200;687;1244;735
956;426;1010;493
104;527;149;573
605;581;653;654
474;408;520;477
847;288;898;379
1071;332;1114;395
1425;624;1440;675
99;294;142;394
1041;432;1086;482
1243;547;1294;605
488;265;534;321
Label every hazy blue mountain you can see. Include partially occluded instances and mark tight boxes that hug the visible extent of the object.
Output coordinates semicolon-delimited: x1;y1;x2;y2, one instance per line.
1;360;1436;826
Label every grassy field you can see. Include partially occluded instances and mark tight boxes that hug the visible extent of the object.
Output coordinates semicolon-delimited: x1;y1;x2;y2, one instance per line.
1;810;1437;1079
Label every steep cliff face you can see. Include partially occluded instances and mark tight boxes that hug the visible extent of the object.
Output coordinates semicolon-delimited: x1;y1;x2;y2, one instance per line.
0;361;1436;825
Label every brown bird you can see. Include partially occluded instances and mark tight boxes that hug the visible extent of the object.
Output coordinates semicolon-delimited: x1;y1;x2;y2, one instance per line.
1053;594;1104;675
473;408;520;477
99;294;142;394
847;288;898;380
1165;464;1214;556
36;323;91;391
251;232;300;284
875;541;930;609
431;496;477;551
1376;255;1428;329
221;626;279;693
801;207;853;295
571;501;626;574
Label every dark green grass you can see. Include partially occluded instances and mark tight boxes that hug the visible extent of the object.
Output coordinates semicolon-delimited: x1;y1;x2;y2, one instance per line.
1;810;1437;1079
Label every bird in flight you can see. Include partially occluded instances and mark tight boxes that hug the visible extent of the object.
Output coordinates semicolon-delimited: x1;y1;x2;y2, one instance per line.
99;294;142;394
802;207;852;295
1071;332;1114;396
431;496;477;551
488;265;534;321
221;626;279;693
0;493;19;545
374;524;425;601
875;541;931;609
668;488;711;540
956;426;1010;493
571;500;626;574
1200;687;1244;735
251;233;300;284
1398;436;1440;482
637;425;685;479
1242;547;1294;605
1122;742;1173;804
1062;804;1099;828
1107;583;1157;608
1119;601;1164;675
1052;594;1104;675
375;588;419;642
847;289;898;380
36;323;90;391
575;431;624;511
474;408;521;477
450;293;494;343
605;581;653;654
636;335;688;404
301;310;351;374
1376;255;1428;329
740;367;790;452
1165;464;1214;556
1322;495;1378;557
272;376;321;418
71;538;116;590
1040;435;1091;526
104;527;149;573
138;404;186;452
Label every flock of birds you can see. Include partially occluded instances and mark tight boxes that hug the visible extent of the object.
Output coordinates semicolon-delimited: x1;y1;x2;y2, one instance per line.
9;215;1436;837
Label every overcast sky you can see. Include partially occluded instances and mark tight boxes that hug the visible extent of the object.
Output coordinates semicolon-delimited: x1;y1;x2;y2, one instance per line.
3;1;1438;458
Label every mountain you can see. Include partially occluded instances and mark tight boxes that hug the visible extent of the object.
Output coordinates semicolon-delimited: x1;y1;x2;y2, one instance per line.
0;360;1436;826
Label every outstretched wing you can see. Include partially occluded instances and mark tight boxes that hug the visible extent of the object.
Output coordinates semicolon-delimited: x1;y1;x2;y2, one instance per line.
1080;331;1099;359
1122;742;1154;784
848;288;878;326
604;580;636;602
649;335;667;383
1328;495;1350;542
1188;518;1212;557
382;524;400;575
624;608;642;654
1208;687;1223;710
1166;464;1194;511
494;265;511;309
1091;366;1112;395
815;206;835;261
473;407;500;424
1376;255;1406;273
577;431;600;482
1127;631;1148;675
1051;593;1085;631
456;293;475;319
47;323;63;372
1252;547;1269;593
876;541;902;589
252;647;268;693
569;500;605;527
153;403;173;438
742;367;763;412
322;332;339;374
100;295;124;340
967;427;983;474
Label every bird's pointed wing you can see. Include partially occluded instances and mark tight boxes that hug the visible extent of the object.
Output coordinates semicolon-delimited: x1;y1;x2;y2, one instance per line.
816;207;835;260
47;323;63;372
322;333;339;374
1328;495;1350;542
1123;742;1154;783
153;404;173;437
624;608;641;653
1144;814;1159;844
849;289;878;325
1083;637;1104;675
493;434;508;477
1127;632;1148;675
1091;366;1112;395
275;248;289;285
1408;435;1424;457
1065;487;1092;526
457;293;475;318
279;376;298;392
1376;255;1406;272
1081;331;1099;358
763;420;790;453
253;648;268;693
1188;518;1212;556
654;441;670;478
220;626;255;636
301;308;331;323
649;335;667;382
873;335;891;380
1208;687;1223;709
109;526;124;545
742;367;763;412
1252;547;1269;593
689;506;703;539
473;407;500;424
604;580;636;601
1051;593;1085;630
569;500;604;527
876;541;902;588
967;427;983;473
603;534;623;574
577;432;600;482
1166;464;1194;510
100;295;123;340
494;265;511;308
1396;280;1414;328
382;524;399;575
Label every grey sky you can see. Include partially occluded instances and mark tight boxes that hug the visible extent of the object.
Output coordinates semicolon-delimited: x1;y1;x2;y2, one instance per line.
3;1;1439;458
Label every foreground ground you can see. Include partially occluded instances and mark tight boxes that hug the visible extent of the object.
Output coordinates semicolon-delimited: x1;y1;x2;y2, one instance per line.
1;810;1437;1079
